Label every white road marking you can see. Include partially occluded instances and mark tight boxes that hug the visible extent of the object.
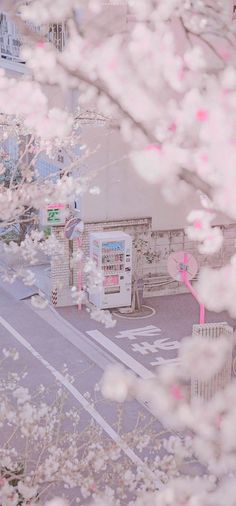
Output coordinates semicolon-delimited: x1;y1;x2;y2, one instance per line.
115;325;162;340
0;315;163;489
86;330;154;380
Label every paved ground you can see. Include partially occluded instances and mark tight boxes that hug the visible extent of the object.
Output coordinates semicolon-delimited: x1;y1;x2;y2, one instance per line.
0;274;235;503
57;294;235;375
0;280;169;503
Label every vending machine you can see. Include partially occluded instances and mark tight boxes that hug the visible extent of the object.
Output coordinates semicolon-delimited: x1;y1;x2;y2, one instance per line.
89;231;132;309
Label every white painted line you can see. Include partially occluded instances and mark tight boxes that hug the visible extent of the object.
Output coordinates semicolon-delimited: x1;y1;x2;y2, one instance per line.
0;315;163;489
86;330;154;380
26;300;117;371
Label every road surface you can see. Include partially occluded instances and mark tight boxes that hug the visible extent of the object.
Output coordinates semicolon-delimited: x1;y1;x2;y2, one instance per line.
0;278;234;503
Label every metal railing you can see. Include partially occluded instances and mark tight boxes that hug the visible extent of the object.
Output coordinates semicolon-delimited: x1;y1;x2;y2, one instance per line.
0;13;66;63
191;322;234;401
0;13;22;62
48;23;66;53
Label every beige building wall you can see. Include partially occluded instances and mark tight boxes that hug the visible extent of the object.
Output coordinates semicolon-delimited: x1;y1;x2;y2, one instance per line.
79;125;230;231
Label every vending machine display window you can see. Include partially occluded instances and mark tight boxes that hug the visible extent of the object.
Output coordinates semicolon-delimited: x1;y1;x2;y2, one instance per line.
104;275;119;287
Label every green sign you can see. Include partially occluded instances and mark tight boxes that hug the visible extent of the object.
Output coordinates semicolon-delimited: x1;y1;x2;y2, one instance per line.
47;208;61;224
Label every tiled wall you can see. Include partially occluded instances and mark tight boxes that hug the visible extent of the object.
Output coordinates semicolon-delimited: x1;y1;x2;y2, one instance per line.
50;220;236;306
142;224;236;297
50;226;74;307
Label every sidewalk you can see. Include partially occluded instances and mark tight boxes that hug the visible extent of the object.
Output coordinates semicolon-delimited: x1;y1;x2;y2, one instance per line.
26;263;51;298
0;245;50;300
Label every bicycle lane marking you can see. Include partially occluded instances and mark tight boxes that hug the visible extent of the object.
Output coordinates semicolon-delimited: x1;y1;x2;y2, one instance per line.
86;329;179;377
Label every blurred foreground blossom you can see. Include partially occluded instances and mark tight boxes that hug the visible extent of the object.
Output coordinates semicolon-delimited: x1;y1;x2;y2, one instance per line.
101;364;136;402
197;257;236;317
179;335;232;381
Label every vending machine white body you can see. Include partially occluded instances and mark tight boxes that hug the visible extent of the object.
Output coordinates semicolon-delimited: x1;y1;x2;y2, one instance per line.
89;231;132;309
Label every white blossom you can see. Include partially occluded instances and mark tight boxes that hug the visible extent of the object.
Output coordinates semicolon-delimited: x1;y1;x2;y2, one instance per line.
186;210;223;254
184;47;206;72
89;308;116;328
44;499;68;506
17;482;38;500
20;0;79;23
197;257;236;317
1;3;236;504
101;364;136;402
12;387;31;405
179;335;232;381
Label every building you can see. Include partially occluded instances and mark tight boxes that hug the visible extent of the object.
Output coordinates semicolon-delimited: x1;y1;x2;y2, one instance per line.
0;9;236;307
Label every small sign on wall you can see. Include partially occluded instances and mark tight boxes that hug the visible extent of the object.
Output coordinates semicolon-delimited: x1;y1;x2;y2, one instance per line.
40;203;67;226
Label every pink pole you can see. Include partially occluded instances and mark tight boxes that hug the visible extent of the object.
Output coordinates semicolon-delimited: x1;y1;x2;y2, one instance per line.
199;303;205;325
181;253;205;324
77;237;82;311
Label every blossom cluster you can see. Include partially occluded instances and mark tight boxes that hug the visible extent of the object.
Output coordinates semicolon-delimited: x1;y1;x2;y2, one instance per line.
0;0;236;317
0;3;236;505
101;330;236;480
0;350;188;505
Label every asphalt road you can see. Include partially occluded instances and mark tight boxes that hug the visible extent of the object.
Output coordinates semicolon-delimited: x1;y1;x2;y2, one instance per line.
0;278;234;503
0;283;169;503
57;293;235;374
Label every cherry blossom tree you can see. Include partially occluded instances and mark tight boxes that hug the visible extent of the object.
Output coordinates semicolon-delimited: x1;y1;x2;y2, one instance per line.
0;0;236;315
1;1;236;505
101;329;236;506
0;349;187;506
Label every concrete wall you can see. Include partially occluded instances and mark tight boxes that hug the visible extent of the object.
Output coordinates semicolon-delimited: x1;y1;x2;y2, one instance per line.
79;124;231;231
